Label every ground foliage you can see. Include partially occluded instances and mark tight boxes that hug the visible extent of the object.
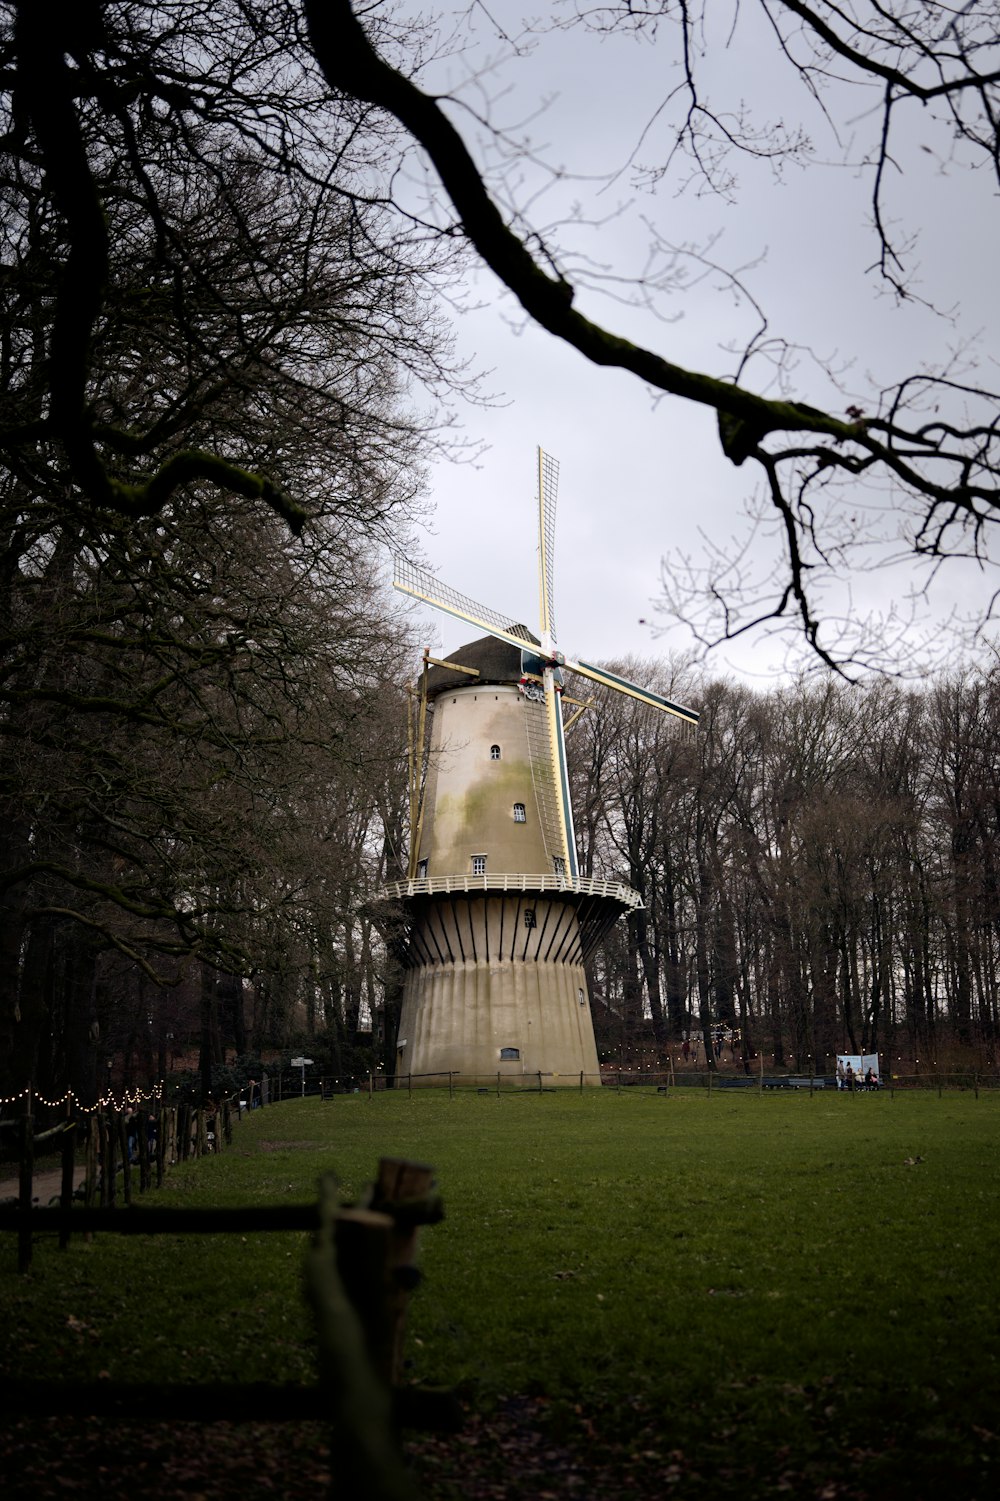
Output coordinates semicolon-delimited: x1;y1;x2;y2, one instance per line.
1;1090;998;1498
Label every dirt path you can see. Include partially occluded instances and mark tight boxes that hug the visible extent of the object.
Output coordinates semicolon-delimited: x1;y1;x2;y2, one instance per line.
0;1164;87;1204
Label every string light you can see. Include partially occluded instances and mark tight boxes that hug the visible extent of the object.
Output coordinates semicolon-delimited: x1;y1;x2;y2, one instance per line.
0;1083;164;1113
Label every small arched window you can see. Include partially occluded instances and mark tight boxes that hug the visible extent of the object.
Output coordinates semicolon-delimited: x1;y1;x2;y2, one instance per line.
490;744;501;760
471;854;487;876
513;802;526;823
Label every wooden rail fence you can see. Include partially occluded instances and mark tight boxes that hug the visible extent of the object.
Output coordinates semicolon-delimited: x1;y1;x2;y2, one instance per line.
1;1087;248;1271
0;1155;453;1501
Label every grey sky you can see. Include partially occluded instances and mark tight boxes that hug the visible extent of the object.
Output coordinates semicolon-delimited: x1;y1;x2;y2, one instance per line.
388;2;1000;682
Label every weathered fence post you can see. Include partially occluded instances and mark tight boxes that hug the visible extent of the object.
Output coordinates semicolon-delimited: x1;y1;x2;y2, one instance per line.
304;1175;420;1501
119;1113;133;1206
138;1106;151;1192
98;1112;110;1209
371;1158;439;1385
18;1087;34;1273
59;1100;76;1249
84;1114;99;1233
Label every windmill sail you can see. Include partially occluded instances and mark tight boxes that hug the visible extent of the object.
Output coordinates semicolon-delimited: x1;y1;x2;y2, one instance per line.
537;448;559;646
566;657;699;726
393;557;536;651
522;695;567;868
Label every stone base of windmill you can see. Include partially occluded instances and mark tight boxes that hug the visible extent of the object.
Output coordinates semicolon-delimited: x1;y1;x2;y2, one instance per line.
395;955;600;1088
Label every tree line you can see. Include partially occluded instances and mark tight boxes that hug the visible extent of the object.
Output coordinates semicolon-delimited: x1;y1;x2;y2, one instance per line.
0;0;449;1103
573;663;1000;1073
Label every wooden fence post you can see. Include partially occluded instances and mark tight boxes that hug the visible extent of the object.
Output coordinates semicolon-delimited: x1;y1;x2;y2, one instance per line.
119;1113;133;1206
18;1087;34;1273
304;1175;419;1501
84;1114;99;1232
156;1106;167;1182
138;1106;151;1192
98;1113;110;1209
59;1100;76;1249
371;1158;439;1386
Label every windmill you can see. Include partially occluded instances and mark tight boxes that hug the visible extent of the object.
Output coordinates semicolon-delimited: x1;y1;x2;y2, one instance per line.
382;449;698;1087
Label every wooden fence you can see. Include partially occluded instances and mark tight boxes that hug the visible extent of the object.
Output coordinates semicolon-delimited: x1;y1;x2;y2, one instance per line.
0;1152;453;1501
0;1085;252;1272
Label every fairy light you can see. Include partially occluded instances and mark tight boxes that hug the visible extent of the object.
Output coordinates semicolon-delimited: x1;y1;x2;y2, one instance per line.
1;1082;165;1113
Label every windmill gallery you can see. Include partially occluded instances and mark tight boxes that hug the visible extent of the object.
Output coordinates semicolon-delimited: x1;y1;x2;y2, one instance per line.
381;451;699;1085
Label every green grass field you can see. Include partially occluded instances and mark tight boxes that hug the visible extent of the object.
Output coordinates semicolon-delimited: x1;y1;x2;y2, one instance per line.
3;1087;999;1497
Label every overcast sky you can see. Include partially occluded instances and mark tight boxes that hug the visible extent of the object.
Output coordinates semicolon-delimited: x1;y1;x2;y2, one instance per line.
387;2;1000;685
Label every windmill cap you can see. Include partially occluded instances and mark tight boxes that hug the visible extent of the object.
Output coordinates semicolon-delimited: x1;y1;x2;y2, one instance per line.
424;630;539;699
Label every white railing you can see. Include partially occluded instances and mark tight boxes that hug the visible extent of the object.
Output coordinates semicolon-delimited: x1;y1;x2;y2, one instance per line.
380;873;642;908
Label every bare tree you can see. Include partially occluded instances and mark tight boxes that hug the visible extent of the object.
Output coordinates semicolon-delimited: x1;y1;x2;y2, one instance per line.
304;1;1000;671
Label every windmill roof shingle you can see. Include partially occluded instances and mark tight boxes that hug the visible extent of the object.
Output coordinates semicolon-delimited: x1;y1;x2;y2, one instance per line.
424;630;538;699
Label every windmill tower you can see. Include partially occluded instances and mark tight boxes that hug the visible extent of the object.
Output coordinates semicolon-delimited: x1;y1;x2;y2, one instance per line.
383;450;698;1085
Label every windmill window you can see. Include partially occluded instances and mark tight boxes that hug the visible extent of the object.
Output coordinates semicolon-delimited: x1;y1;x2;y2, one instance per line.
513;802;526;823
553;856;566;877
490;744;501;760
471;854;487;876
417;859;428;879
524;908;536;929
500;1047;520;1061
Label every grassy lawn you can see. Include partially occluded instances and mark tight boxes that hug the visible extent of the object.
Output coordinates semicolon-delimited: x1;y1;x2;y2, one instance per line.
2;1087;999;1497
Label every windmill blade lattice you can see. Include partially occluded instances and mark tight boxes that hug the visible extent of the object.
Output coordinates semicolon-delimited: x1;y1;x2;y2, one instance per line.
566;657;699;727
394;556;536;650
522;695;568;867
537;449;559;645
